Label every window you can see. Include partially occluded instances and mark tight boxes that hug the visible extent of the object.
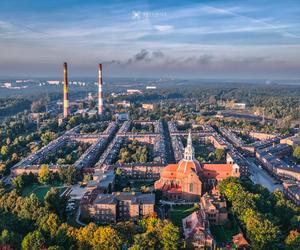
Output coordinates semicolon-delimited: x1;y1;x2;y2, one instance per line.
189;183;193;192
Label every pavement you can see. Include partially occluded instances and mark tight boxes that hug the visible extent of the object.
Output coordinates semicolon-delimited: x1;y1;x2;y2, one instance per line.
246;157;282;192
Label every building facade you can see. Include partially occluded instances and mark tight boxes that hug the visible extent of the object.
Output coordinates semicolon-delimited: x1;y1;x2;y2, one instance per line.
80;192;155;224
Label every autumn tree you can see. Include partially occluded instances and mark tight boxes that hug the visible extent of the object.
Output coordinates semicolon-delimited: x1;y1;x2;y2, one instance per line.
91;226;122;250
285;230;300;250
21;230;45;250
38;165;50;184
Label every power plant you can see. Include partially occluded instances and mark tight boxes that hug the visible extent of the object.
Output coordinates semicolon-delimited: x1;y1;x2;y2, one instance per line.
62;63;104;118
63;62;70;118
98;63;103;115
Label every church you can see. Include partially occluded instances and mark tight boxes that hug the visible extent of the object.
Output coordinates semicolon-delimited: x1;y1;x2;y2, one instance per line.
154;131;240;202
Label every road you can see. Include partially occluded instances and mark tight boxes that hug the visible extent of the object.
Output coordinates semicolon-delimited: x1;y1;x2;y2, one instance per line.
246;157;282;192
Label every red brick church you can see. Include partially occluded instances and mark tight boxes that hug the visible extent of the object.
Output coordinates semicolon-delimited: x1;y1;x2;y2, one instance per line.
154;131;240;201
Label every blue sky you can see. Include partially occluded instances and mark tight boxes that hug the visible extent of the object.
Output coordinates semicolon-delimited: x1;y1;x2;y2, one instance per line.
0;0;300;78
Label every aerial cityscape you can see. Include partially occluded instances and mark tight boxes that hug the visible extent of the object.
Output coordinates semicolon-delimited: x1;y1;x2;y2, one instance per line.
1;0;300;250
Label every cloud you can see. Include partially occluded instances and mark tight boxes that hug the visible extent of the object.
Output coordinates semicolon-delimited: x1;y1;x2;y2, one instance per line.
154;25;173;32
200;5;300;39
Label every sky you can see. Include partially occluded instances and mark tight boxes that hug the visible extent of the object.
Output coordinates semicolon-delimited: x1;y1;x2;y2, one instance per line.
0;0;300;79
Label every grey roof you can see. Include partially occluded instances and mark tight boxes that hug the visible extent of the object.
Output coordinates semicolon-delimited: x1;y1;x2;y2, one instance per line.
113;192;155;204
94;194;118;204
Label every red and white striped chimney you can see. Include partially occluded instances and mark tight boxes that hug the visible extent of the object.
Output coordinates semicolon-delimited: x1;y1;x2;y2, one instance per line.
98;64;103;115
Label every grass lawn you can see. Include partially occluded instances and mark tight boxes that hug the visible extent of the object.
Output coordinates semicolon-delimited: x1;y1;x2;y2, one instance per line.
130;180;155;190
22;183;67;201
115;178;155;192
169;205;198;227
210;217;240;243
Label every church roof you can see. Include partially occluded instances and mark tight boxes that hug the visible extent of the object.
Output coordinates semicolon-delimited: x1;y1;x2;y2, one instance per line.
202;163;235;180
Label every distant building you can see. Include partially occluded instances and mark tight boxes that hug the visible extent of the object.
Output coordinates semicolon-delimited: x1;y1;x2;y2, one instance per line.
146;86;157;89
142;103;154;111
225;101;246;110
281;134;300;146
127;89;142;95
283;181;300;206
233;103;246;109
255;143;300;181
80;192;155;224
87;109;98;117
115;113;129;122
47;80;60;85
116;100;131;108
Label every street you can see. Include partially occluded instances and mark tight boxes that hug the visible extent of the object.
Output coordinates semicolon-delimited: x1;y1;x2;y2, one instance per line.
246;157;282;192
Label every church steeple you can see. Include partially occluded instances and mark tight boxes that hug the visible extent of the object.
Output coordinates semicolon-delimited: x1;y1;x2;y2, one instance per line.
184;130;195;161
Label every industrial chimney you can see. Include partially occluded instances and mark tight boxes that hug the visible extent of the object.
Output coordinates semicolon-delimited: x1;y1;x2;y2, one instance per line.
98;63;103;115
63;62;69;118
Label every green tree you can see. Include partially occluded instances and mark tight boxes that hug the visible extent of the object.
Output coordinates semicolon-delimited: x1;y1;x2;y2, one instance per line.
293;146;300;163
159;221;180;250
215;148;225;161
1;145;9;158
38;213;60;238
21;230;45;250
40;132;56;145
0;229;13;247
44;188;66;218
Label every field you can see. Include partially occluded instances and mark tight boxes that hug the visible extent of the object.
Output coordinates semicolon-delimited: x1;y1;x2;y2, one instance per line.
22;183;67;201
168;205;198;227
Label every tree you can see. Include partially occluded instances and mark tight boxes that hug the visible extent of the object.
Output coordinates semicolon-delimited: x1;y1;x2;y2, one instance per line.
38;213;60;238
159;221;180;250
91;226;122;250
44;188;66;218
244;209;280;249
21;230;45;250
1;145;9;158
76;223;97;248
11;152;18;161
48;246;64;250
38;165;50;184
129;217;179;250
285;230;300;250
291;215;300;231
115;168;122;176
58;166;78;185
0;229;14;247
54;224;77;250
18;193;46;221
215;148;225;161
40;132;56;146
13;175;25;191
293;146;300;163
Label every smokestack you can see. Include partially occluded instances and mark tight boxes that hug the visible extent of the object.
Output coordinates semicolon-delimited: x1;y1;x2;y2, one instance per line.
98;63;103;115
63;62;69;118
